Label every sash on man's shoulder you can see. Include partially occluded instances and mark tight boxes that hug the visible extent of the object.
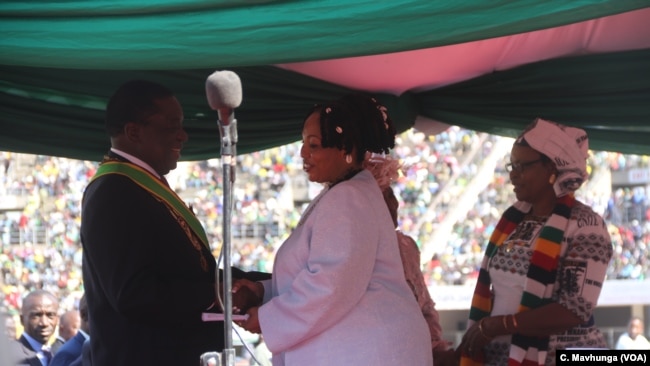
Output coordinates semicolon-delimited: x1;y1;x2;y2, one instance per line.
90;160;210;250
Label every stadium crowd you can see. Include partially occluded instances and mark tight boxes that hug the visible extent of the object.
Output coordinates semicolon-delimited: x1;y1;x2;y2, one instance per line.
1;128;649;324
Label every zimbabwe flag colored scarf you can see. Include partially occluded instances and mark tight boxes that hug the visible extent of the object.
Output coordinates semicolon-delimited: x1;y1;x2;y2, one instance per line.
461;194;575;366
89;160;210;250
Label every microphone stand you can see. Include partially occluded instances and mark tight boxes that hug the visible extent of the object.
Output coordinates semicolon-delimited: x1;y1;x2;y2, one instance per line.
219;117;237;366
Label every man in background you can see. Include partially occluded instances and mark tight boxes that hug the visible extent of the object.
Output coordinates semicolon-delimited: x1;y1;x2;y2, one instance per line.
616;316;650;350
8;289;59;366
50;295;89;366
50;309;80;354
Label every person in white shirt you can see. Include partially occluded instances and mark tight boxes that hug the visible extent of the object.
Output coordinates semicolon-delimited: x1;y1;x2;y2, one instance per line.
616;317;650;350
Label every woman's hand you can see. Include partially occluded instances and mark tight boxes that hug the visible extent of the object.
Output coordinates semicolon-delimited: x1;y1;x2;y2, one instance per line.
236;306;262;334
457;318;494;361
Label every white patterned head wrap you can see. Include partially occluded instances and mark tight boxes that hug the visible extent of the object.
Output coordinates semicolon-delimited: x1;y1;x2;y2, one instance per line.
516;118;589;197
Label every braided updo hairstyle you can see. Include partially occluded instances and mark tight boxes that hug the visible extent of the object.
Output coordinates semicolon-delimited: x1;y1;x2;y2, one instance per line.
304;94;397;163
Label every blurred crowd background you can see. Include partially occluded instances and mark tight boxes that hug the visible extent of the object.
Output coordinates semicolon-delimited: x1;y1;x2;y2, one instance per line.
1;127;649;327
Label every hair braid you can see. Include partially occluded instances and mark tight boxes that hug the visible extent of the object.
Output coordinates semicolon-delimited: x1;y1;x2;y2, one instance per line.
308;93;396;163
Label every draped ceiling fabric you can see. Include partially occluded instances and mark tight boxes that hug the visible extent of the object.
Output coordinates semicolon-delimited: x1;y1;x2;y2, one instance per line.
1;1;650;161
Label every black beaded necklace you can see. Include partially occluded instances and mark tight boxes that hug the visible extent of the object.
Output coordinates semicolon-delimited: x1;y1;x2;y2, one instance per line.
328;167;363;188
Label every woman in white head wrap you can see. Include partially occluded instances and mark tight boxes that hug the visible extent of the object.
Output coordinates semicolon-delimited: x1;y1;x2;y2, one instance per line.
458;118;613;366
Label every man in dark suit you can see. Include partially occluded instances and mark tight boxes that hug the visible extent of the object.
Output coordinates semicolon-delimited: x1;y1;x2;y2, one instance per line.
80;80;264;366
68;339;90;366
49;309;80;355
50;295;88;366
8;290;59;366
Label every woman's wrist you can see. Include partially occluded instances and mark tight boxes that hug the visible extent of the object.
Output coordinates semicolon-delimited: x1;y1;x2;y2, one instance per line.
478;318;495;340
498;314;519;335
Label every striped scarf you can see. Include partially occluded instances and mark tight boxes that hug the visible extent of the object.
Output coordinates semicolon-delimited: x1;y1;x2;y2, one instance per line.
461;194;575;366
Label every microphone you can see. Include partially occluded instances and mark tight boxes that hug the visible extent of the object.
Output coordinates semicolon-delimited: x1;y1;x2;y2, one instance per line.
205;71;242;359
205;70;242;180
205;70;242;126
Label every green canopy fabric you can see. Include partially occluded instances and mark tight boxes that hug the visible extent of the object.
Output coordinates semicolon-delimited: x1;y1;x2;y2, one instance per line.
1;0;649;160
2;0;646;69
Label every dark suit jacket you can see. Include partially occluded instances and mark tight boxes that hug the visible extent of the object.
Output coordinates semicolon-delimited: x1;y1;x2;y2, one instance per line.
81;154;222;366
81;153;270;366
49;337;65;356
68;338;90;366
49;332;85;366
7;335;42;366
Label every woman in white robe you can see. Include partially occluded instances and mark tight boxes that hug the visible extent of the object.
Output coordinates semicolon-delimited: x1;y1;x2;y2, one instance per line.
233;94;432;366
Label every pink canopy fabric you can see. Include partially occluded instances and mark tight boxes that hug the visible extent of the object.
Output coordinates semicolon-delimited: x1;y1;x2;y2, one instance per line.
279;8;650;95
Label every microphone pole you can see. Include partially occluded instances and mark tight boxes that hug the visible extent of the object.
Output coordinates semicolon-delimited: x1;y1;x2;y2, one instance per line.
205;70;242;366
219;113;237;366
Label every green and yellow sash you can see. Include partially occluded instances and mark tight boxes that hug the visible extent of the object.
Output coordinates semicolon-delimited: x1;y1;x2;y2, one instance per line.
89;160;210;250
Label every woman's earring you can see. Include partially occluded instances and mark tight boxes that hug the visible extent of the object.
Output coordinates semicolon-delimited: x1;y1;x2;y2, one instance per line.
549;174;557;185
345;155;352;164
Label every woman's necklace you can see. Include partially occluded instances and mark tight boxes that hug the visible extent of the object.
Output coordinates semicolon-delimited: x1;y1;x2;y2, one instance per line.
328;167;363;188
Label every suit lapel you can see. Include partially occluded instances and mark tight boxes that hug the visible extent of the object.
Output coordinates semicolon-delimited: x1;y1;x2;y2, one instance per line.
18;335;42;366
19;335;36;352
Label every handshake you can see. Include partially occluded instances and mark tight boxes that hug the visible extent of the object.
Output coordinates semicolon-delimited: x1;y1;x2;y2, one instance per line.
208;279;264;334
208;270;270;333
213;277;265;315
230;279;264;314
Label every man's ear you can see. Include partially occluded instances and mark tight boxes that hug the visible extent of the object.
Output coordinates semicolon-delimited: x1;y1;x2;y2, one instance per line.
123;122;141;142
